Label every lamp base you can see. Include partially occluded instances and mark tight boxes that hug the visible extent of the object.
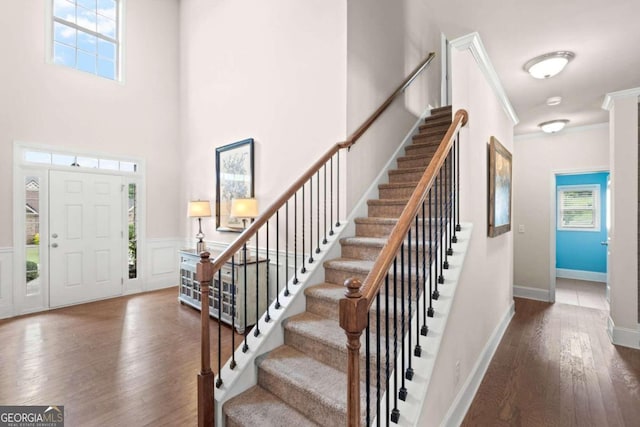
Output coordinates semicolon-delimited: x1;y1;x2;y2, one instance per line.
196;240;206;254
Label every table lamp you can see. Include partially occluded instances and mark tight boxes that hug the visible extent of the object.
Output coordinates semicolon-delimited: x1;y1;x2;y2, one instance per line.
230;198;258;262
188;200;211;253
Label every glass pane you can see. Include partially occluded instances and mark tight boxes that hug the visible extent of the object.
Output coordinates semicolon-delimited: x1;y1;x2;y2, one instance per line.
77;31;97;53
97;0;116;19
54;22;76;46
120;161;137;172
76;6;97;32
77;50;97;74
24;151;51;164
76;156;99;168
98;39;115;59
53;0;76;23
53;42;76;67
98;158;119;170
25;177;41;296
128;184;137;279
97;15;116;39
97;57;115;80
52;153;76;166
77;0;96;11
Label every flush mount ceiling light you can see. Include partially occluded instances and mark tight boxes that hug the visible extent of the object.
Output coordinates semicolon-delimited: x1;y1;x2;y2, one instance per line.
524;51;575;79
539;119;569;133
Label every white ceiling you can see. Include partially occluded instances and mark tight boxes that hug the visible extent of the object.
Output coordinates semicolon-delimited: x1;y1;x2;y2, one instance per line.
434;0;640;134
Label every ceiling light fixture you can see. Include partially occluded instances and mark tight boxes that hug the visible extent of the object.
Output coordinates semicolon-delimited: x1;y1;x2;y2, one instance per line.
524;51;575;79
539;119;569;133
546;96;562;106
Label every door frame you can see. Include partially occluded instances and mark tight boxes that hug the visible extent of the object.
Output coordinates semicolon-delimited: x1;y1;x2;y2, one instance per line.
12;141;145;316
549;166;610;304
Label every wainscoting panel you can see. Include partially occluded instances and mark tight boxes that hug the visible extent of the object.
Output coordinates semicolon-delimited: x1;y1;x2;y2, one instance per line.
0;248;13;319
145;239;182;292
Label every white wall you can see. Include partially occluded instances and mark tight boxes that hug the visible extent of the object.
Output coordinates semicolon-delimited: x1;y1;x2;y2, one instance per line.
0;0;181;246
346;0;442;210
607;95;639;339
513;125;609;298
419;40;515;426
179;0;347;245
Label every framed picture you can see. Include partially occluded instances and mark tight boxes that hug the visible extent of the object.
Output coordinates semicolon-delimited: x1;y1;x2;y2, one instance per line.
216;138;255;231
488;136;512;237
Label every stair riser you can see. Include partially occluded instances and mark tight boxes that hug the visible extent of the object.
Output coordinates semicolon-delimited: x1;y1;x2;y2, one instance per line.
379;185;416;199
419;120;452;131
324;267;428;298
368;201;452;218
397;156;433;169
355;221;443;238
388;170;424;183
405;144;439;157
341;242;430;262
412;133;445;144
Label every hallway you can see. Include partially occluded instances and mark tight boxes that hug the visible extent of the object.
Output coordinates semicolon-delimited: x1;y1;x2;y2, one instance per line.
462;298;640;426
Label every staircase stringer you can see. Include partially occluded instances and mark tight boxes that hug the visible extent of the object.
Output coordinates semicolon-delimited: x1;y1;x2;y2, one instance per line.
214;105;435;426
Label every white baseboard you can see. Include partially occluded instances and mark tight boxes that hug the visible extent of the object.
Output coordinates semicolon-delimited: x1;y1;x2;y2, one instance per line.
607;316;640;349
440;300;515;427
513;285;550;302
556;268;606;283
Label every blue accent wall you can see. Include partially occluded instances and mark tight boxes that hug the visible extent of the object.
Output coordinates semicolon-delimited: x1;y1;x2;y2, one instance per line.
556;172;609;273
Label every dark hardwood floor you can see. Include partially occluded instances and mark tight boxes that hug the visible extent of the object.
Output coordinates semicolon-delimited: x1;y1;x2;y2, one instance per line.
0;288;241;426
463;298;640;427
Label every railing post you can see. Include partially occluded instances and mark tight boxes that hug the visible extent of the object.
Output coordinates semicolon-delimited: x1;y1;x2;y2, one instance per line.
197;252;215;427
339;278;368;427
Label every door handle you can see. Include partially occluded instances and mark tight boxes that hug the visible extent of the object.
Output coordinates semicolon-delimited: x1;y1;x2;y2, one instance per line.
52;233;58;238
51;243;58;248
600;241;608;246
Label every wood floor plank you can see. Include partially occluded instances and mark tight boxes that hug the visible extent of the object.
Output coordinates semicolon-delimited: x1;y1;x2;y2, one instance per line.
0;288;242;426
463;298;640;427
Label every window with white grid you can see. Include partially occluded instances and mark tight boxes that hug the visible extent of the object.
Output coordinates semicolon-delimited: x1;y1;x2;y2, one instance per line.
557;184;600;231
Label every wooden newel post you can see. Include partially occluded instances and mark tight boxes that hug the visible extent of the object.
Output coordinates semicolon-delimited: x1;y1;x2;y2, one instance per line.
339;277;368;427
196;251;215;426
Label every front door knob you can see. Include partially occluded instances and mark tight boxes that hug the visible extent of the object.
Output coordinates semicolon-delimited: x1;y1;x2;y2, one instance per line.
51;243;58;248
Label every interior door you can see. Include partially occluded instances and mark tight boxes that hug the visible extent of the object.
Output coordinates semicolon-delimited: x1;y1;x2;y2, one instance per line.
49;170;123;307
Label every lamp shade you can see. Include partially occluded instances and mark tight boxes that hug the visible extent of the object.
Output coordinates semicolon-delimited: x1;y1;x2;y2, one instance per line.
187;200;212;218
230;198;259;219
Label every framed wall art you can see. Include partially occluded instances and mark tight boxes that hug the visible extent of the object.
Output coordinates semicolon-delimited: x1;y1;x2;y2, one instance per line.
215;138;255;231
488;136;512;237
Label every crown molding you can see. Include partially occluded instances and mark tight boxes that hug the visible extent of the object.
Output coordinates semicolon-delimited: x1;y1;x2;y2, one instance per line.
450;32;519;125
602;86;640;111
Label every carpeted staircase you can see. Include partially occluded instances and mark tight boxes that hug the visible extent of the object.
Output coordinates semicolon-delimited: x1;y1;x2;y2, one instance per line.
223;106;453;426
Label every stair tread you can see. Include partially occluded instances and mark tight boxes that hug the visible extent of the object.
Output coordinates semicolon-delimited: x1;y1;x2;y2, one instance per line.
324;258;374;273
378;181;420;189
305;282;421;312
224;385;320;427
388;166;425;175
367;198;409;206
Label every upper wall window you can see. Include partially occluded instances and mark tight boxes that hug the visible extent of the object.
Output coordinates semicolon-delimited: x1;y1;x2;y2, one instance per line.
557;184;601;231
51;0;120;80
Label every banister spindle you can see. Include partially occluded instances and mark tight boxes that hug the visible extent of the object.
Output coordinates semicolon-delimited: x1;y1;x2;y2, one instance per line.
196;252;214;427
254;232;260;337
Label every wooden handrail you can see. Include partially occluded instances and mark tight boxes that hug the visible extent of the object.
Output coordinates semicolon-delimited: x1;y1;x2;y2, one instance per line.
208;52;437;273
360;109;468;308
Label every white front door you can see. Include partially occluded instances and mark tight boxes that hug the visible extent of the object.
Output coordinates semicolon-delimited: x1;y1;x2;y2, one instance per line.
49;170;123;307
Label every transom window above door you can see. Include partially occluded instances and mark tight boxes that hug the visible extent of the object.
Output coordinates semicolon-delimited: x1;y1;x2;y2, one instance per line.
51;0;121;80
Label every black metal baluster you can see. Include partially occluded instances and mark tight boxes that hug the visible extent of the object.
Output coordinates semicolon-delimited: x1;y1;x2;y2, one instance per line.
422;201;430;331
254;232;260;337
329;156;334;236
456;135;461;233
385;274;391;424
399;245;407;401
430;186;438;303
309;178;314;264
230;256;237;369
366;315;371;426
336;152;341;228
265;221;271;322
438;167;445;285
242;242;249;352
391;260;400;423
285;202;290;295
216;268;223;387
316;170;321;254
415;213;422;355
323;165;328;244
293;193;299;284
376;294;381;427
301;185;306;274
406;232;413;381
276;210;281;309
447;151;454;256
443;156;450;270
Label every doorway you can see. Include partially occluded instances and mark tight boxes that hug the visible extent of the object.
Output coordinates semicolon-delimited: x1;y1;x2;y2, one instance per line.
49;170;123;307
553;171;609;310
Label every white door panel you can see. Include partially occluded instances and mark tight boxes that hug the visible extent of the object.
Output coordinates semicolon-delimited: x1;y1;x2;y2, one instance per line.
50;170;123;307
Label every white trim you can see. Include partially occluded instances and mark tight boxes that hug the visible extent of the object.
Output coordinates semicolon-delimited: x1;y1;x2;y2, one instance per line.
556;268;607;283
440;300;515;427
0;248;13;319
514;122;609;141
449;32;519;125
513;285;550;302
556;184;601;232
607;316;640;349
602;86;640;111
440;33;450;106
